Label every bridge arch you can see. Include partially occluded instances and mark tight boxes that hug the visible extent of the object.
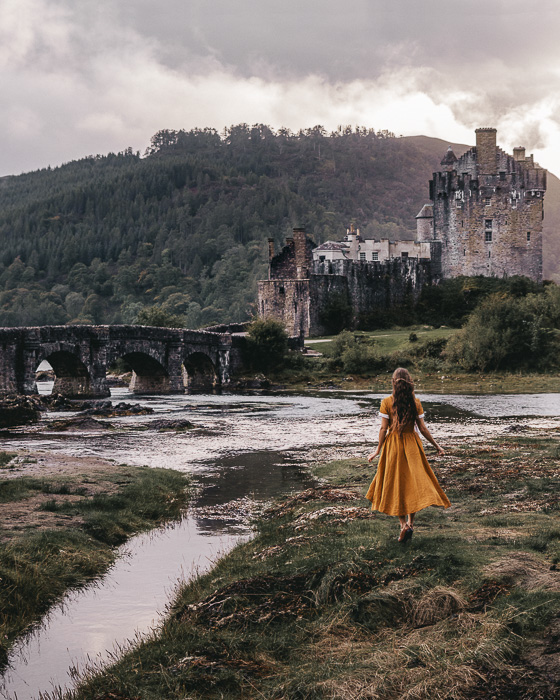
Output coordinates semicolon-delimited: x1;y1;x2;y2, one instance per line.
35;346;91;397
183;351;219;392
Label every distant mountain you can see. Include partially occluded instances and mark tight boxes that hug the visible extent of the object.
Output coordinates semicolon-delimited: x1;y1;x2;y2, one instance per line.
0;125;557;328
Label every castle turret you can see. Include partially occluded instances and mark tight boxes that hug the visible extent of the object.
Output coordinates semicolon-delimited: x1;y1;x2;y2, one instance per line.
440;146;458;172
415;204;433;241
513;146;526;162
475;127;497;174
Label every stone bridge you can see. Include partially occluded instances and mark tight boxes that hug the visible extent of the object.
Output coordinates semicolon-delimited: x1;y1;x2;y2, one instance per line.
0;325;241;397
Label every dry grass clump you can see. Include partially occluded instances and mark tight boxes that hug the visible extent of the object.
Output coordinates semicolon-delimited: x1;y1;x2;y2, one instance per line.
411;586;467;628
484;551;560;591
317;607;517;700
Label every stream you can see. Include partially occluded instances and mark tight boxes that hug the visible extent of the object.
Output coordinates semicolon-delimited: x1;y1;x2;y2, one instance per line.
2;387;560;699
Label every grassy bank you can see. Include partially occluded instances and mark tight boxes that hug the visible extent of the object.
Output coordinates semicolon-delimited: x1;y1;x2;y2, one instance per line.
0;461;189;667
264;326;560;394
68;432;560;699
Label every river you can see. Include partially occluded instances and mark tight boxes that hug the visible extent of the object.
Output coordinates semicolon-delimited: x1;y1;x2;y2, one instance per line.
1;387;560;699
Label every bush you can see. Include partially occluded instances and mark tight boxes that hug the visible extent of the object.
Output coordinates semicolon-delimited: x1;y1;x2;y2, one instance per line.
244;318;289;372
327;331;386;374
445;293;559;371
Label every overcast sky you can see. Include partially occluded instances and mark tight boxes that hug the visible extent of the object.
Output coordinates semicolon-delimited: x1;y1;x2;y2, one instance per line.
2;0;560;176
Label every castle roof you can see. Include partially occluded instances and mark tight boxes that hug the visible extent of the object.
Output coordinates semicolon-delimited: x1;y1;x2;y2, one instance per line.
313;241;350;252
416;204;433;219
440;146;458;166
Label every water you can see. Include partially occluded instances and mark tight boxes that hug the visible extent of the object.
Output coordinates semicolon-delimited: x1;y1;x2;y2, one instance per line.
2;387;560;699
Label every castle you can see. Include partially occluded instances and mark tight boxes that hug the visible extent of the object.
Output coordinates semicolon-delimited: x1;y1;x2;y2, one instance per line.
257;128;547;337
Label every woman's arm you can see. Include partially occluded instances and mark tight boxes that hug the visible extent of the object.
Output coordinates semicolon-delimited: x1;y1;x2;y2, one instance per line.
416;417;444;456
368;416;389;461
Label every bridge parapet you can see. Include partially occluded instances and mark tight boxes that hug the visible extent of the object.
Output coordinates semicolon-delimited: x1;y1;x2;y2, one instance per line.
0;325;235;397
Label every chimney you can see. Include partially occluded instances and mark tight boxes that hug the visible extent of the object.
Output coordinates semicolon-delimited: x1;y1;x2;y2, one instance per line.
513;146;526;162
268;238;275;261
292;227;309;280
475;127;497;175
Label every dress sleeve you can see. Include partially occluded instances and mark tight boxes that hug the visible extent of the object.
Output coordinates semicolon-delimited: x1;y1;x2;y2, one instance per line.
416;398;424;420
379;398;390;419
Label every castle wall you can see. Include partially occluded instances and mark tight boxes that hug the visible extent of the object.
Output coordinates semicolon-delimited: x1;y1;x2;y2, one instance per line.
257;279;312;337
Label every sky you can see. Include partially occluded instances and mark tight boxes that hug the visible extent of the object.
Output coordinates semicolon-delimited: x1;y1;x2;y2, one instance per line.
2;0;560;176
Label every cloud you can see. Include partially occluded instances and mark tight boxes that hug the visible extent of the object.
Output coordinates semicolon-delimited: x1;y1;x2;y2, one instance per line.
1;0;560;176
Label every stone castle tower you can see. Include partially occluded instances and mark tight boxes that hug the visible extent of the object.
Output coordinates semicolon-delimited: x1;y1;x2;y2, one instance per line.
423;128;546;282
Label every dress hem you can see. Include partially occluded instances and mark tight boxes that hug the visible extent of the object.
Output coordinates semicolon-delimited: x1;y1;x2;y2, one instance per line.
367;499;451;516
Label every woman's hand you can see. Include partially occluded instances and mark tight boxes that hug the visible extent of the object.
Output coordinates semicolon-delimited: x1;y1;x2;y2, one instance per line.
435;445;445;456
368;448;380;462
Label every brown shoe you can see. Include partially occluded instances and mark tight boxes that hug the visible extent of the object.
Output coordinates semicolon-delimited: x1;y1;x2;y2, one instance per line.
403;526;413;542
398;526;409;543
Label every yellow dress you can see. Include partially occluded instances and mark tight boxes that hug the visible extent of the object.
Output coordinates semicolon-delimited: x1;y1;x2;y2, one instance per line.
366;396;451;516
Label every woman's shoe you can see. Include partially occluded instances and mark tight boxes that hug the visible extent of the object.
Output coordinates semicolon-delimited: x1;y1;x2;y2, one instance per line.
398;526;409;543
403;526;414;542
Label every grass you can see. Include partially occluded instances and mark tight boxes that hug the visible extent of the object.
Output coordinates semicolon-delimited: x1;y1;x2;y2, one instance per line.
0;465;189;668
268;325;560;394
0;451;16;468
306;326;457;355
66;433;560;699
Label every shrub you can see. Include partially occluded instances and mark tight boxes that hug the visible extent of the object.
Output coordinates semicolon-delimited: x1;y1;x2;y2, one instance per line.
445;293;558;371
245;318;289;372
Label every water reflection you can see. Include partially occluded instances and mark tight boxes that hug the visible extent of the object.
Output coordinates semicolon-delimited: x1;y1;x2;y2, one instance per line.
0;517;243;700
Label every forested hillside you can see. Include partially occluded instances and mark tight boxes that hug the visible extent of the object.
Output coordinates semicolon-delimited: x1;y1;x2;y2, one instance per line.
0;125;558;327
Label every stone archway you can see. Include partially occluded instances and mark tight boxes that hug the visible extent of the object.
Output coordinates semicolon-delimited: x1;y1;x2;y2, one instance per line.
183;352;218;392
118;351;170;395
39;350;91;397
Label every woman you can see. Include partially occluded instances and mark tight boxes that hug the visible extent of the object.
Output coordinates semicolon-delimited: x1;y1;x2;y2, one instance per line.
366;367;450;542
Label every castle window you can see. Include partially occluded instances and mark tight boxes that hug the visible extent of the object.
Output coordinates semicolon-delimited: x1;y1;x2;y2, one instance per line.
485;219;493;242
372;252;379;261
279;286;285;295
527;231;531;242
360;252;366;261
401;252;409;259
484;197;491;206
499;171;506;181
319;255;325;262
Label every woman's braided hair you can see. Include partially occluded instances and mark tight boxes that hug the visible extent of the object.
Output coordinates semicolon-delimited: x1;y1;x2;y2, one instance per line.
391;367;418;433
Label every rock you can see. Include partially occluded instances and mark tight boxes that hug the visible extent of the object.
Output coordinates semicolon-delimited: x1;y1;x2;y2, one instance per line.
0;396;41;428
47;416;113;431
79;402;154;418
149;419;195;431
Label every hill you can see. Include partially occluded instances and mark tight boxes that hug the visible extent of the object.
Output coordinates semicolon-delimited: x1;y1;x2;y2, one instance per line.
0;126;558;327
